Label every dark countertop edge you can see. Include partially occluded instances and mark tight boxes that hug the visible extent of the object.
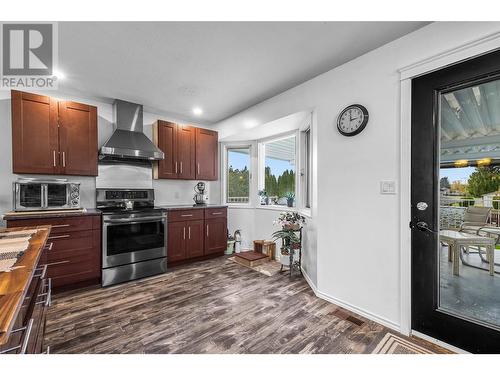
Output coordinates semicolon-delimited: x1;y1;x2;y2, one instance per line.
2;209;102;221
159;205;228;211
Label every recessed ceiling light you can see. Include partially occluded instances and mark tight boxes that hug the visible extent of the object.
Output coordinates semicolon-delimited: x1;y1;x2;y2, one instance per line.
193;107;203;116
53;70;65;80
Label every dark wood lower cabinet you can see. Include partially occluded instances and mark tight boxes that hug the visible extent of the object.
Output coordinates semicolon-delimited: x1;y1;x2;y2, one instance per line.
205;217;228;255
186;220;204;258
6;214;101;291
167;208;227;265
167;221;187;262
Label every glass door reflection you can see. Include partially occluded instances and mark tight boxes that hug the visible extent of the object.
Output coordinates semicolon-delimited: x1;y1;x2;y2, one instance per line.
439;77;500;329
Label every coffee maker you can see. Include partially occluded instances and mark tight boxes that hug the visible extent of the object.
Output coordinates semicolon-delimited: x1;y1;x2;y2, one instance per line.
193;181;208;206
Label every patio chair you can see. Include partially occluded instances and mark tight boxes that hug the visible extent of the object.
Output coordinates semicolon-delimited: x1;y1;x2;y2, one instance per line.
459;206;492;234
459;206;492;254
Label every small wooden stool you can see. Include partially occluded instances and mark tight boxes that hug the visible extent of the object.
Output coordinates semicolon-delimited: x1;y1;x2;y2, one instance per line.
253;240;276;260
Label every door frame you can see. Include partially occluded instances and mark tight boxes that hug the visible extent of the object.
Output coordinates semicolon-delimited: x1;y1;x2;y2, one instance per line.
399;30;500;340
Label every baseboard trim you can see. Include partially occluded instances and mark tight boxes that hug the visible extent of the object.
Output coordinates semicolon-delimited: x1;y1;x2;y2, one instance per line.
411;330;469;354
301;267;401;332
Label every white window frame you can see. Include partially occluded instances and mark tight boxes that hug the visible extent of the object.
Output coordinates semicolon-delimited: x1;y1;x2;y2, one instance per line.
220;111;314;215
221;143;253;207
257;130;299;210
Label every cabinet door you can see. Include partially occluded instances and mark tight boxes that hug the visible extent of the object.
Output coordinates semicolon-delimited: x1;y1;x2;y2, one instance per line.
154;121;178;179
205;217;227;255
11;90;59;174
58;101;98;176
186;219;204;258
177;125;196;179
195;128;218;180
167;221;186;262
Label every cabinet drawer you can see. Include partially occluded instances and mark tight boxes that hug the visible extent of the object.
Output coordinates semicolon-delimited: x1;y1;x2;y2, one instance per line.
46;230;95;260
49;257;100;288
204;207;227;219
168;209;204;222
7;216;97;234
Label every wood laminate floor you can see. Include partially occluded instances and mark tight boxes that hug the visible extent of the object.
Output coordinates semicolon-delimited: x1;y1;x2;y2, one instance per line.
45;257;447;354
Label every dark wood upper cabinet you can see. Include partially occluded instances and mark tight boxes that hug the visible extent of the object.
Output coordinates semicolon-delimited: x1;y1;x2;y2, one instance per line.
11;90;98;176
153;120;178;179
58;101;98;176
11;90;59;175
154;121;218;181
195;128;218;181
204;217;227;255
177;125;196;179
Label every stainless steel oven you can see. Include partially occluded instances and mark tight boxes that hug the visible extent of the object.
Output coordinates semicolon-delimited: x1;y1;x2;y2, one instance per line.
98;188;167;287
13;179;80;211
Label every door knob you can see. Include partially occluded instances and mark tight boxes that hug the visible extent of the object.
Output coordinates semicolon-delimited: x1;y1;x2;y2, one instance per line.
410;221;438;234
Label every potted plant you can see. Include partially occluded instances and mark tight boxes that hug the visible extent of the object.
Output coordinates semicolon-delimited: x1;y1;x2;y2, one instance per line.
274;211;306;230
258;190;269;205
285;192;295;207
271;229;301;252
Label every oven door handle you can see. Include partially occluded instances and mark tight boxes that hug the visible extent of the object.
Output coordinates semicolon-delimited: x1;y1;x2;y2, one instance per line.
104;216;166;224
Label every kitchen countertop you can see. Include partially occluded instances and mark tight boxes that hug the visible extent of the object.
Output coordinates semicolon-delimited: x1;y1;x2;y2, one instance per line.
2;208;102;221
0;225;50;345
158;204;228;211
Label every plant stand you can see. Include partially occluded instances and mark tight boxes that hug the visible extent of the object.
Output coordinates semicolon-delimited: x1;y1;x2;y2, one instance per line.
279;227;302;278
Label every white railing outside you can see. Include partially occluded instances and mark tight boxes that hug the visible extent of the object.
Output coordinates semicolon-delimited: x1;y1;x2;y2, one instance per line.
227;196;249;203
440;196;500;227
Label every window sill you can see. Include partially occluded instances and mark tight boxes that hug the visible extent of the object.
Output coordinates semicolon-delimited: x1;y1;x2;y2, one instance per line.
255;205;298;212
226;204;253;209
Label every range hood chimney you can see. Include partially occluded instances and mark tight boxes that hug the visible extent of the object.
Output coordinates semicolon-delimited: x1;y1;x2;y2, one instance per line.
100;100;164;160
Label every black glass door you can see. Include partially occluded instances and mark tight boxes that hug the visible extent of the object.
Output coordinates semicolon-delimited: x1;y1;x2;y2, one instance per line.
106;220;165;256
18;184;42;208
46;184;68;207
411;49;500;353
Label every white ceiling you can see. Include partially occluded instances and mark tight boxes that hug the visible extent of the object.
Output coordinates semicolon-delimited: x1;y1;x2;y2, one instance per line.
57;22;429;124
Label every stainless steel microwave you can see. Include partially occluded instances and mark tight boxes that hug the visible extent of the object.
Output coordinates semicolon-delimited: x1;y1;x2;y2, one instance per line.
13;179;81;211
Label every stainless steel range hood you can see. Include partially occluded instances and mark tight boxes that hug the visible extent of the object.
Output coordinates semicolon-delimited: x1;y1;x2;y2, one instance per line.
100;100;164;160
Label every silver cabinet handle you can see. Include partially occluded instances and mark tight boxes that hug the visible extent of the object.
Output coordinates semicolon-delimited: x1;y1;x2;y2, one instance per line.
197;163;200;175
206;224;209;237
181;214;193;217
52;224;70;228
62;151;66;167
53;150;56;167
175;161;178;174
0;319;34;354
48;234;70;239
180;161;183;174
34;264;48;279
36;278;51;306
188;226;191;240
212;212;222;215
183;227;186;240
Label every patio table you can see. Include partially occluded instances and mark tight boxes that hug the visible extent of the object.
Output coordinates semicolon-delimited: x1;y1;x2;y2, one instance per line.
475;226;500;266
440;230;495;276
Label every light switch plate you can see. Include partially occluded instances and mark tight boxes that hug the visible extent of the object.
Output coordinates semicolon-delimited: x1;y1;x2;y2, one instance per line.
380;180;397;195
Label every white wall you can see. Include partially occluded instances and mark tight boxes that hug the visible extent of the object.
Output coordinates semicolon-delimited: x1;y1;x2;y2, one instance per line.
0;90;217;225
214;22;500;330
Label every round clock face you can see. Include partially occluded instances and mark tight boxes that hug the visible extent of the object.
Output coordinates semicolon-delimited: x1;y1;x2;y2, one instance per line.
337;104;369;136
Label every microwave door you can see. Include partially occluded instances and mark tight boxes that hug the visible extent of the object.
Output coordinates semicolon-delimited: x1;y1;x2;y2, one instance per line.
16;183;44;210
46;183;69;209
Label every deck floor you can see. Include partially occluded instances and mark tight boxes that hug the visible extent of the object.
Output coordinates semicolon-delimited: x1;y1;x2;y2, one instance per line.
45;256;447;354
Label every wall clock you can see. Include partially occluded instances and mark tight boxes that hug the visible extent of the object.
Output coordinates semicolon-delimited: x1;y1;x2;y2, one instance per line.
337;104;369;136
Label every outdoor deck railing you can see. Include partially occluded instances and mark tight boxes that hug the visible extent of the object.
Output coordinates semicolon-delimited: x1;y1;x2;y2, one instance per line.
440;196;500;227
